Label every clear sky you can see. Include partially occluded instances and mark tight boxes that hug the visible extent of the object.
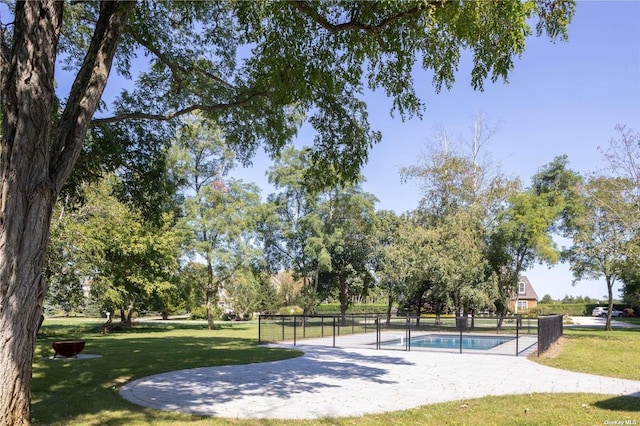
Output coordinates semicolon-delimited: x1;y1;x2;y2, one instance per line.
233;1;640;301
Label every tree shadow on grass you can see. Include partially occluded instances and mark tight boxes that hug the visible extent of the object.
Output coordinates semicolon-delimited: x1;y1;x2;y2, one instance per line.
31;333;301;425
593;394;640;412
38;318;251;340
32;334;413;423
119;345;415;417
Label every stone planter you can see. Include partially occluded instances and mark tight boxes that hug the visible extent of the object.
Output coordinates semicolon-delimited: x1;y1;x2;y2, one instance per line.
52;340;85;358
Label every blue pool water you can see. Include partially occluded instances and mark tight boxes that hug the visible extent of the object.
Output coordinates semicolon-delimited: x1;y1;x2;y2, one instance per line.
383;334;514;350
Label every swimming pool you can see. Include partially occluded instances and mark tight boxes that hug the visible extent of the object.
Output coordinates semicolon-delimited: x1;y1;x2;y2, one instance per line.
382;334;514;350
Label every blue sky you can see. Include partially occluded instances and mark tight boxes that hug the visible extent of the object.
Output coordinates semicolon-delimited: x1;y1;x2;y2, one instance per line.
233;1;640;301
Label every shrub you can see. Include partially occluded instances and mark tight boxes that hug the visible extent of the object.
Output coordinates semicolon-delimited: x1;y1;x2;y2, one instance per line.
189;305;223;320
189;305;207;320
274;304;396;316
221;312;237;321
536;303;590;316
277;306;303;315
313;304;389;315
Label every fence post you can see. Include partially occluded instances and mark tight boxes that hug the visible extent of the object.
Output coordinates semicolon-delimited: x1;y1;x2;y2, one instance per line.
333;316;336;348
258;315;261;344
516;317;519;356
293;315;297;346
281;316;285;341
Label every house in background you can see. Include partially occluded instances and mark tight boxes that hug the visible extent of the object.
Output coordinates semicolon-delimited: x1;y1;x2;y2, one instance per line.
510;276;539;313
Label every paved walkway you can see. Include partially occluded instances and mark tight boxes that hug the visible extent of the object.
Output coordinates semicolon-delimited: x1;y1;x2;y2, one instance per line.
568;316;640;328
120;344;640;419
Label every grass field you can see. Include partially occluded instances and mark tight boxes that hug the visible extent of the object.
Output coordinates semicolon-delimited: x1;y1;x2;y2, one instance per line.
31;317;640;425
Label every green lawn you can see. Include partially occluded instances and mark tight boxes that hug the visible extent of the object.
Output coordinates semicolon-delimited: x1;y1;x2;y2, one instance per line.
32;317;640;425
534;326;640;380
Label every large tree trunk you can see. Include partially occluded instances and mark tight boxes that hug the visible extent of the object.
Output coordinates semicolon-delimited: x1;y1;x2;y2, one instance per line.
0;4;62;423
206;258;215;330
338;273;349;324
206;285;216;330
0;3;132;424
605;275;614;331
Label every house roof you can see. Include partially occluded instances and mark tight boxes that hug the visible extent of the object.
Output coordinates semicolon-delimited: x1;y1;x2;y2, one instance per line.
512;276;538;301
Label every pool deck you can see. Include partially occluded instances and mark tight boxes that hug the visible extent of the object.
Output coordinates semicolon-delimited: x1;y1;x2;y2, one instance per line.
276;330;539;356
120;343;640;419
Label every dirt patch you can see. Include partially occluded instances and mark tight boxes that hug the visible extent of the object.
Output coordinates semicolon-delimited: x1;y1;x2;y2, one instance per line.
534;336;567;359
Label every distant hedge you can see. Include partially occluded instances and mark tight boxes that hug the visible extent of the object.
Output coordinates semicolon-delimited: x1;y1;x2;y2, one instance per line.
535;303;628;316
281;303;628;317
534;303;589;316
277;306;304;315
313;304;388;315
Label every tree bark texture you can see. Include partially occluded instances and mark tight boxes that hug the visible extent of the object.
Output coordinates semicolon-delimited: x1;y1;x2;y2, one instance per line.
0;2;132;424
207;257;215;330
0;3;62;423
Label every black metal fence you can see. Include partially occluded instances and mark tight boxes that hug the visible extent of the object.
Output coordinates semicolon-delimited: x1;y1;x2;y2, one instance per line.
537;314;563;356
258;314;539;356
258;314;380;347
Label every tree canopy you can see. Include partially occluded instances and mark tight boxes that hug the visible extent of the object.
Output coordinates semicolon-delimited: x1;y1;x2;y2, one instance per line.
71;1;574;187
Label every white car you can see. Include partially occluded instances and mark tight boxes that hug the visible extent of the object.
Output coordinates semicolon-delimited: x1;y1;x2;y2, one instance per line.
591;307;624;317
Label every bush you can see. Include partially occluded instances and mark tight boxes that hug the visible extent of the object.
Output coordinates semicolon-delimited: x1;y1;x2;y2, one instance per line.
313;304;389;315
277;306;304;315
189;305;208;320
274;304;396;316
536;303;591;316
189;305;223;320
220;312;234;321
